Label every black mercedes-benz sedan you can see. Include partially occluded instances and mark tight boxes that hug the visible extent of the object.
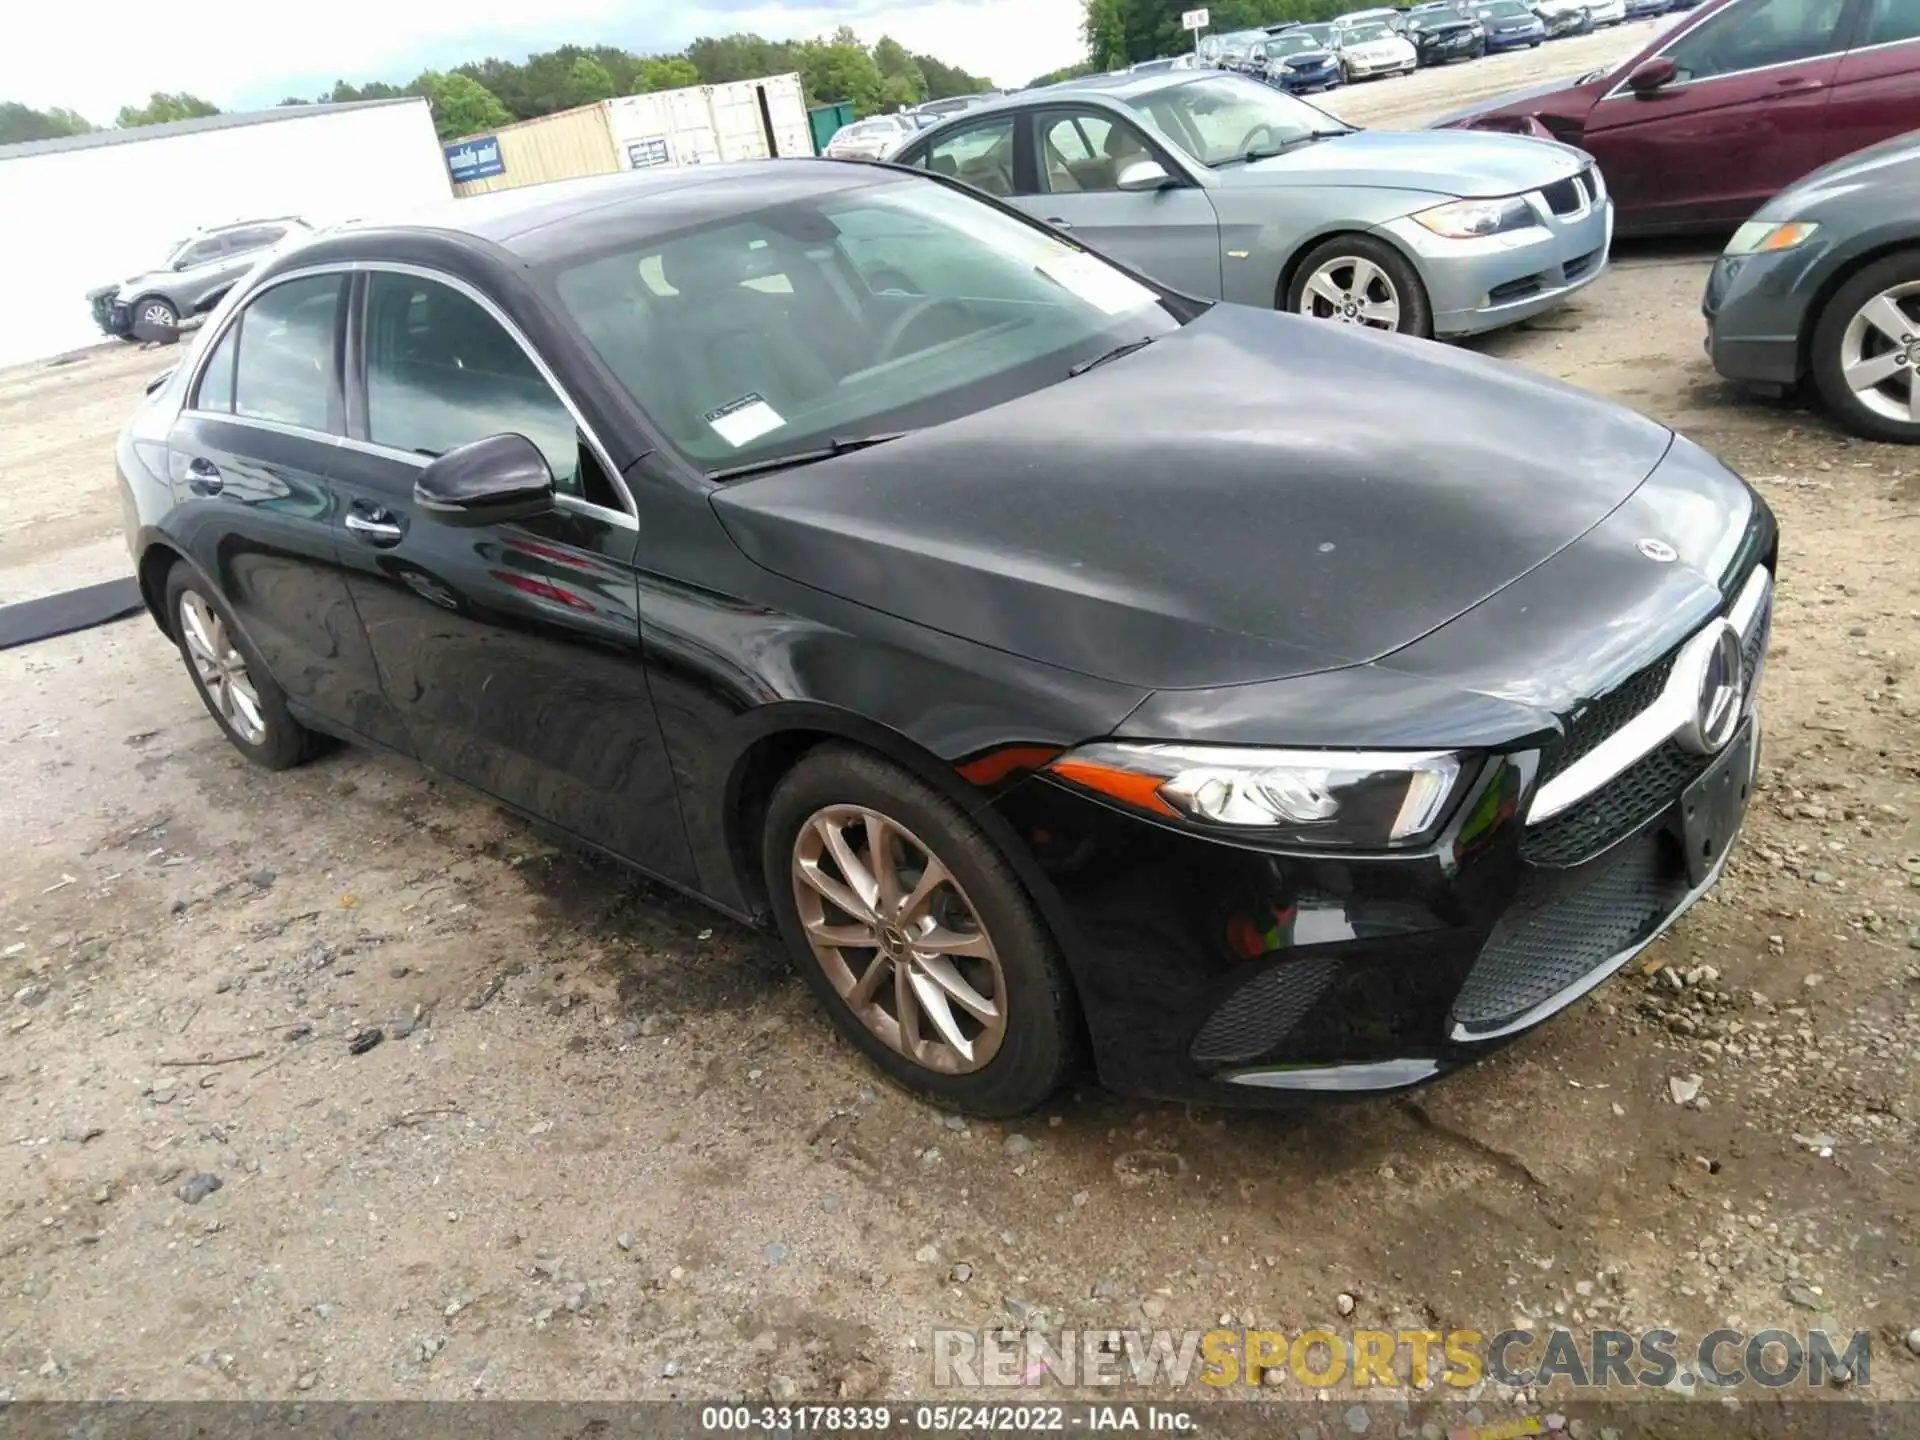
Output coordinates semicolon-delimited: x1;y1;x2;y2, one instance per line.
116;160;1775;1116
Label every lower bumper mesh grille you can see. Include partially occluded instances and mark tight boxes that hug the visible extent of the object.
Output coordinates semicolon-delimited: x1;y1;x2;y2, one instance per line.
1191;956;1338;1066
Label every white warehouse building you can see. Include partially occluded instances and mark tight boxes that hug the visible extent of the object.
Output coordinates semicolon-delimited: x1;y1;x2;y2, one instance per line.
0;98;451;370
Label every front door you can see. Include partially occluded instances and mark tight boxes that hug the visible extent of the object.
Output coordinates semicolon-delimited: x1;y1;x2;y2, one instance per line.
1014;109;1225;299
1583;0;1852;231
329;268;696;885
1822;0;1920;164
165;271;412;750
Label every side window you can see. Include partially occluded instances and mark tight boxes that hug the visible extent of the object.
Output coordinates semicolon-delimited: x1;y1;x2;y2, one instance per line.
1859;0;1920;45
231;275;342;432
1664;0;1849;82
362;272;620;509
1038;112;1153;194
177;238;222;269
920;118;1018;197
193;321;239;413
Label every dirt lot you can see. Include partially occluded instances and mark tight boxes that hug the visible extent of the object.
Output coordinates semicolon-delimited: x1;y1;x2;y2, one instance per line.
4;25;1919;1413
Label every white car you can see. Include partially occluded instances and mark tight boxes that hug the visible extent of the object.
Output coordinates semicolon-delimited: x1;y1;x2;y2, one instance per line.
824;115;918;161
1584;0;1627;21
1335;21;1419;79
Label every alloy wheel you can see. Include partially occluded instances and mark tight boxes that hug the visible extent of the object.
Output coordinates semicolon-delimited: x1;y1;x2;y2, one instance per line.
790;804;1007;1075
1299;256;1402;331
179;592;268;745
1839;281;1920;424
141;302;176;328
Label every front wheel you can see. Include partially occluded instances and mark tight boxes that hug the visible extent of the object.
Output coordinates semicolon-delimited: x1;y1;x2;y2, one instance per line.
133;296;178;330
1810;251;1920;444
1287;235;1433;339
763;745;1080;1116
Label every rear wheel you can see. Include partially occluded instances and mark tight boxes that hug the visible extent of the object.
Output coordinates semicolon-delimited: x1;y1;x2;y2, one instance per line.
1810;250;1920;444
165;566;318;770
1287;234;1433;339
763;745;1079;1116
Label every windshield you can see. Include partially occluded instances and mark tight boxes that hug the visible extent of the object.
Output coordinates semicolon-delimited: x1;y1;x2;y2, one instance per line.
1264;33;1320;55
1409;11;1460;26
1125;75;1351;168
1476;1;1531;16
550;177;1187;474
1298;23;1336;42
1343;22;1395;41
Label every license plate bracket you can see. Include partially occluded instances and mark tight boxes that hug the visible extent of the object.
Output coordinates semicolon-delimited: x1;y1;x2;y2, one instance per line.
1680;718;1756;887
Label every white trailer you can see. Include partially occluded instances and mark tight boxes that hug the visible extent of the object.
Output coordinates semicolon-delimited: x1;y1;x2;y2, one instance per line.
0;98;449;371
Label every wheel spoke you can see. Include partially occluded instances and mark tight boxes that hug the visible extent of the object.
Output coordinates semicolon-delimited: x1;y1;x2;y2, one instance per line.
180;601;218;664
1348;258;1384;299
1305;272;1346;308
848;951;892;1006
796;854;874;924
1844;349;1905;393
865;813;903;915
893;954;923;1060
911;921;994;959
1359;299;1400;328
912;953;1000;1025
1859;294;1915;345
226;675;266;736
803;914;879;949
816;817;880;918
907;967;974;1061
894;854;954;926
1909;373;1920;424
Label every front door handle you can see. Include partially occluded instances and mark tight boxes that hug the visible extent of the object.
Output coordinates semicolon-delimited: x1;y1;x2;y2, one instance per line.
345;508;404;547
1773;76;1826;93
1046;217;1075;230
186;457;223;496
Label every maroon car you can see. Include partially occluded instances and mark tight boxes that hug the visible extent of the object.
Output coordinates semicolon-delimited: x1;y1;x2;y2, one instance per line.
1430;0;1920;235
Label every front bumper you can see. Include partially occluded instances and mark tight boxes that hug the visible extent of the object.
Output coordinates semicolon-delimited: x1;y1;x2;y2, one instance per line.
990;563;1773;1105
1416;36;1483;62
1345;55;1417;78
1701;247;1817;388
1485;26;1545;47
88;287;131;337
1382;176;1614;337
1275;64;1343;91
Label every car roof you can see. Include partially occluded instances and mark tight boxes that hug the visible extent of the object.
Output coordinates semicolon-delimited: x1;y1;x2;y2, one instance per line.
314;161;902;268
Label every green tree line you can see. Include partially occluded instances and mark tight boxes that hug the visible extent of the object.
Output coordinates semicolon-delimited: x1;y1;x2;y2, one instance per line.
1;26;998;146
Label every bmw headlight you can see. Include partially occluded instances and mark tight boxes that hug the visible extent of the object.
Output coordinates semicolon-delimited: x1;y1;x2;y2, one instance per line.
1411;195;1537;239
1723;220;1820;255
1047;743;1466;848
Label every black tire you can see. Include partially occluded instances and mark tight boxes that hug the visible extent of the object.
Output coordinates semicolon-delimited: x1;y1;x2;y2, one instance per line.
762;745;1080;1116
1286;233;1434;339
1810;250;1920;445
164;565;318;770
130;295;178;330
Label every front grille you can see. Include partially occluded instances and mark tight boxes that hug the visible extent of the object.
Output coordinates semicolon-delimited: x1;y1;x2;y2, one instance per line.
1190;956;1338;1066
1489;274;1543;303
1563;248;1601;282
1541;175;1584;216
1452;834;1686;1033
1539;651;1678;787
1524;740;1712;868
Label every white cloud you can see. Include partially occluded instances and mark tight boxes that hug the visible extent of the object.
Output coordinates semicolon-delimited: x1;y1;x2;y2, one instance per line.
3;0;1087;123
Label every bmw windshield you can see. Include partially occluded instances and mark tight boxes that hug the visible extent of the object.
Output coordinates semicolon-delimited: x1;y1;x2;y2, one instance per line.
550;176;1188;475
1127;75;1354;168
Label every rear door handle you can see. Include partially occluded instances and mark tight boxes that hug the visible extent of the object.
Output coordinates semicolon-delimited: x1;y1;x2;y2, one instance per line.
345;507;404;547
1046;217;1074;230
185;457;223;496
1773;76;1827;92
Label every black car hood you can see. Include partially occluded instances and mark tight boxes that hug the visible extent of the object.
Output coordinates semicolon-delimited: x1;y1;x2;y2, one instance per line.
710;306;1675;692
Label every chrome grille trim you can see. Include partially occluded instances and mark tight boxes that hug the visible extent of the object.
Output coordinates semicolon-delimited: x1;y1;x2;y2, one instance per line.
1527;565;1771;825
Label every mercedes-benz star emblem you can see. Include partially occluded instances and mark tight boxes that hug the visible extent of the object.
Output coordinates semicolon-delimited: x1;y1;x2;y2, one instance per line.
1677;621;1745;755
1637;538;1678;563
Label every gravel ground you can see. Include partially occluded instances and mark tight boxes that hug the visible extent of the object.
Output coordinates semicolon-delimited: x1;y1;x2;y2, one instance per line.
3;26;1918;1412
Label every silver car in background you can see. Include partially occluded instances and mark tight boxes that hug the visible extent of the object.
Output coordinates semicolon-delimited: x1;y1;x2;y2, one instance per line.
824;114;920;161
891;71;1611;339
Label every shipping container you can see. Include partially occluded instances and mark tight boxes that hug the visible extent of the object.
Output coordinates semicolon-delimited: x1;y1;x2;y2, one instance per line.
0;98;449;370
706;76;814;161
450;100;619;198
809;102;857;155
606;87;721;172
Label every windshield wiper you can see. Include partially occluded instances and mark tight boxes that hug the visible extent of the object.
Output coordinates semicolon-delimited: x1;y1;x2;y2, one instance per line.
1069;336;1157;377
1213;130;1349;168
705;432;912;482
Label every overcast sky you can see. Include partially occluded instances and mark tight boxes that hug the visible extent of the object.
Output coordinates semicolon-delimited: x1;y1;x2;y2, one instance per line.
6;0;1089;123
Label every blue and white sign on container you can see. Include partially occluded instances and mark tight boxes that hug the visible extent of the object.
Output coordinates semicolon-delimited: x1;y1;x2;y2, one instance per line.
445;136;506;183
627;136;673;169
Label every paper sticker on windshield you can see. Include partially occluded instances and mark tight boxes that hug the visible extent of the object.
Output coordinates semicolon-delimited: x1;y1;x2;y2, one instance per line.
1035;251;1156;316
704;394;786;448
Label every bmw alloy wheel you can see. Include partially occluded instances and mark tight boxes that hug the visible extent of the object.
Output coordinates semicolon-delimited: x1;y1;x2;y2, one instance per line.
178;591;268;745
1299;257;1402;331
791;804;1008;1074
1839;280;1920;424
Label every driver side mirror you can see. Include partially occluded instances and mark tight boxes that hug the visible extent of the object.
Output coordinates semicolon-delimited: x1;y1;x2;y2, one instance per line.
1116;159;1174;192
1625;56;1677;94
415;433;555;528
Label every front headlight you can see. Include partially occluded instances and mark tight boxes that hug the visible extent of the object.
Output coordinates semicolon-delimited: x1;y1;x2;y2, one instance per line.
1047;743;1466;848
1723;220;1819;256
1411;195;1536;238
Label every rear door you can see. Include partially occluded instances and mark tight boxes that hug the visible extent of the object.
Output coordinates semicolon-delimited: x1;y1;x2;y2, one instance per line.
166;271;411;749
1823;0;1920;164
1581;0;1851;230
328;267;696;885
1016;109;1224;299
